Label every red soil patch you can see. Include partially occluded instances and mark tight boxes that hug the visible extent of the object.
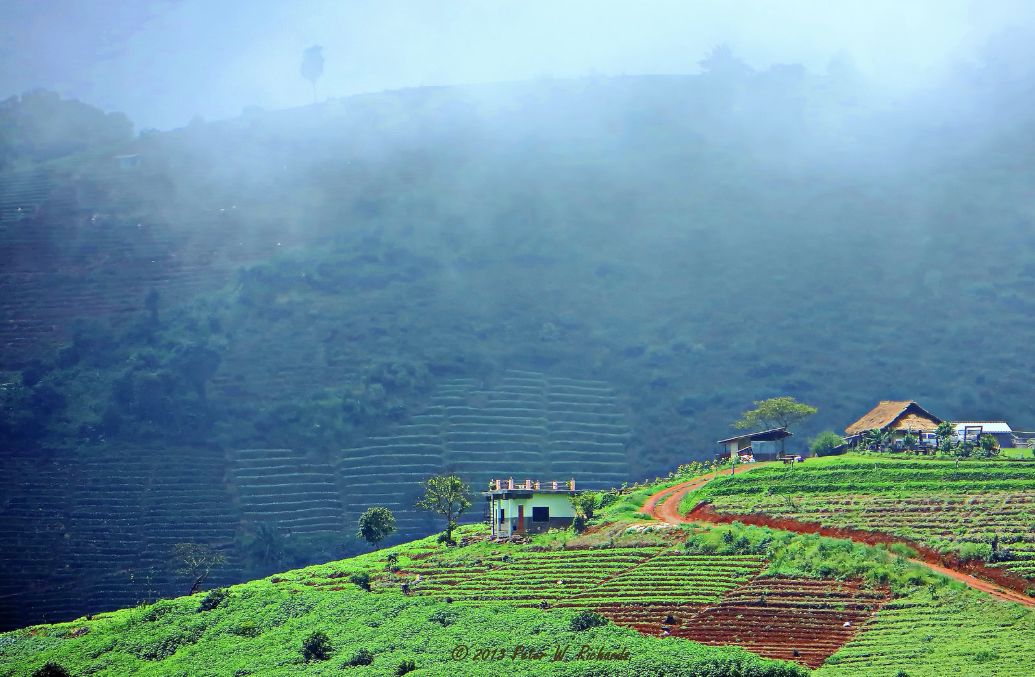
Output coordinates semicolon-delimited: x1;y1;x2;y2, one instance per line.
689;503;1035;607
673;577;890;669
591;578;889;669
591;602;705;635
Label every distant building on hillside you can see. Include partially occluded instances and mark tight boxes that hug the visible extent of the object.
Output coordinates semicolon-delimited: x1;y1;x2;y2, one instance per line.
955;421;1014;448
845;400;942;449
717;428;792;461
484;478;578;538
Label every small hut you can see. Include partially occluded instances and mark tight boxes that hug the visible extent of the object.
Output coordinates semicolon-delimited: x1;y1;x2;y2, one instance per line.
717;428;792;461
845;400;942;449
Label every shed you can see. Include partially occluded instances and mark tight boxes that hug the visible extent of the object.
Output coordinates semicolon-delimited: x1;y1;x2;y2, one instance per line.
484;478;578;538
716;427;792;461
955;422;1013;449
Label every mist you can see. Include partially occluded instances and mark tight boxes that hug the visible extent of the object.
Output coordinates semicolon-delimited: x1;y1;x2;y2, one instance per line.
2;0;1034;130
3;0;1035;633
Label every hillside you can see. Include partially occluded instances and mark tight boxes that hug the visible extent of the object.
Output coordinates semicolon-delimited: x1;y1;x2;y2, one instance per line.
3;55;1035;629
2;456;1033;676
680;455;1035;585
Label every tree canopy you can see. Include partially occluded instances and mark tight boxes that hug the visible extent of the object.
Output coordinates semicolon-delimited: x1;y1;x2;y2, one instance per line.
733;396;817;431
416;474;471;544
357;506;397;546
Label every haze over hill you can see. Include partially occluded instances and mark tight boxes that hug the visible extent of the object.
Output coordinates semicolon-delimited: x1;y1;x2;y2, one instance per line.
2;3;1035;631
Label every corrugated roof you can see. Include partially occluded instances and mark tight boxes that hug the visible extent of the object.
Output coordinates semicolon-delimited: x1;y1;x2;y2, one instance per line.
717;427;792;444
845;401;942;435
955;422;1013;434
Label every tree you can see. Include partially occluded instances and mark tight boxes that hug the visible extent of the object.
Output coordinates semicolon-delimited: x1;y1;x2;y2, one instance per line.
358;506;397;546
571;492;598;532
173;542;226;595
416;474;471;544
862;428;893;452
300;46;324;103
935;421;957;451
810;431;846;457
733;396;817;431
978;434;1001;458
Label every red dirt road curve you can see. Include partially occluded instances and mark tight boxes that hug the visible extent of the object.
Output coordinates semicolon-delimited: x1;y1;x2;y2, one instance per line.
642;467;1035;608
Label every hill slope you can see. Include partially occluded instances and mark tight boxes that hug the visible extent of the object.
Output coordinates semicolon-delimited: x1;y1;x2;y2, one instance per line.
2;456;1033;676
4;57;1035;628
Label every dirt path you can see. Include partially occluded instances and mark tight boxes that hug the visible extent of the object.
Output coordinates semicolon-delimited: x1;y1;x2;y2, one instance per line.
643;468;1035;609
639;462;774;523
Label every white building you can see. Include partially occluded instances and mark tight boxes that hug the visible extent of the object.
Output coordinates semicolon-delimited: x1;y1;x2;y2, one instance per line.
955;422;1014;448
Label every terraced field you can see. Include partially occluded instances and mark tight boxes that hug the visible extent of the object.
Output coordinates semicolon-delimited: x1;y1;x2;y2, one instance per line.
676;578;890;669
564;552;762;605
230;448;343;536
290;540;905;669
0;448;240;630
335;369;632;540
817;587;1035;677
708;491;1035;580
686;456;1035;579
399;548;664;603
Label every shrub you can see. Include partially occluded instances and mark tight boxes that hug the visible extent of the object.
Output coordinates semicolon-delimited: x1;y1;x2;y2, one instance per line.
301;631;333;662
428;608;458;626
231;620;261;637
197;588;228;612
31;664;70;677
349;572;371;591
345;648;375;666
395;659;417;675
810;431;846;457
570;611;608;631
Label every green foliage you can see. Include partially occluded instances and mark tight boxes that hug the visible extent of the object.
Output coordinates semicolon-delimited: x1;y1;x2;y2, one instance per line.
570;611;609;631
818;586;1035;676
811;431;846;456
301;630;333;661
394;658;417;676
935;421;957;451
31;663;70;677
173;542;227;594
732;396;817;431
571;492;599;532
416;474;472;544
344;648;375;666
683;522;940;594
349;572;372;591
196;588;228;612
428;608;458;626
358;506;397;546
978;434;1001;458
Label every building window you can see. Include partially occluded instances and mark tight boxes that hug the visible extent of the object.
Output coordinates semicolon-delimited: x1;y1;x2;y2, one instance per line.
499;509;505;523
531;506;549;522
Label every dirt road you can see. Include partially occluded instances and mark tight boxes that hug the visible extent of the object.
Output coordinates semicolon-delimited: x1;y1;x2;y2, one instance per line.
642;467;1035;608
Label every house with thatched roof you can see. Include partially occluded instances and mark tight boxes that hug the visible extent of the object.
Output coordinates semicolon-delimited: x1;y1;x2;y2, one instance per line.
845;400;942;449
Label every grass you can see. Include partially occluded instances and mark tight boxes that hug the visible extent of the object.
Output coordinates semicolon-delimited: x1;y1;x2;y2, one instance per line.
1001;447;1034;460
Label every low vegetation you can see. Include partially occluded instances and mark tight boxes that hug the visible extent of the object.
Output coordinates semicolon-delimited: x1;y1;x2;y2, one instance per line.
681;455;1035;581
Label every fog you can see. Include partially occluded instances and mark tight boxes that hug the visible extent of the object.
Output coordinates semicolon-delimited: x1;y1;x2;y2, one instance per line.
3;0;1034;130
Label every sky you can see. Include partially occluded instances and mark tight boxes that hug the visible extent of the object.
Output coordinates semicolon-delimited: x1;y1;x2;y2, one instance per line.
1;0;1033;130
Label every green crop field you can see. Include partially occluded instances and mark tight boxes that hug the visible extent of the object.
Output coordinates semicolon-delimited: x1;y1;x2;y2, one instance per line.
817;586;1035;677
3;457;1034;676
680;455;1035;581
